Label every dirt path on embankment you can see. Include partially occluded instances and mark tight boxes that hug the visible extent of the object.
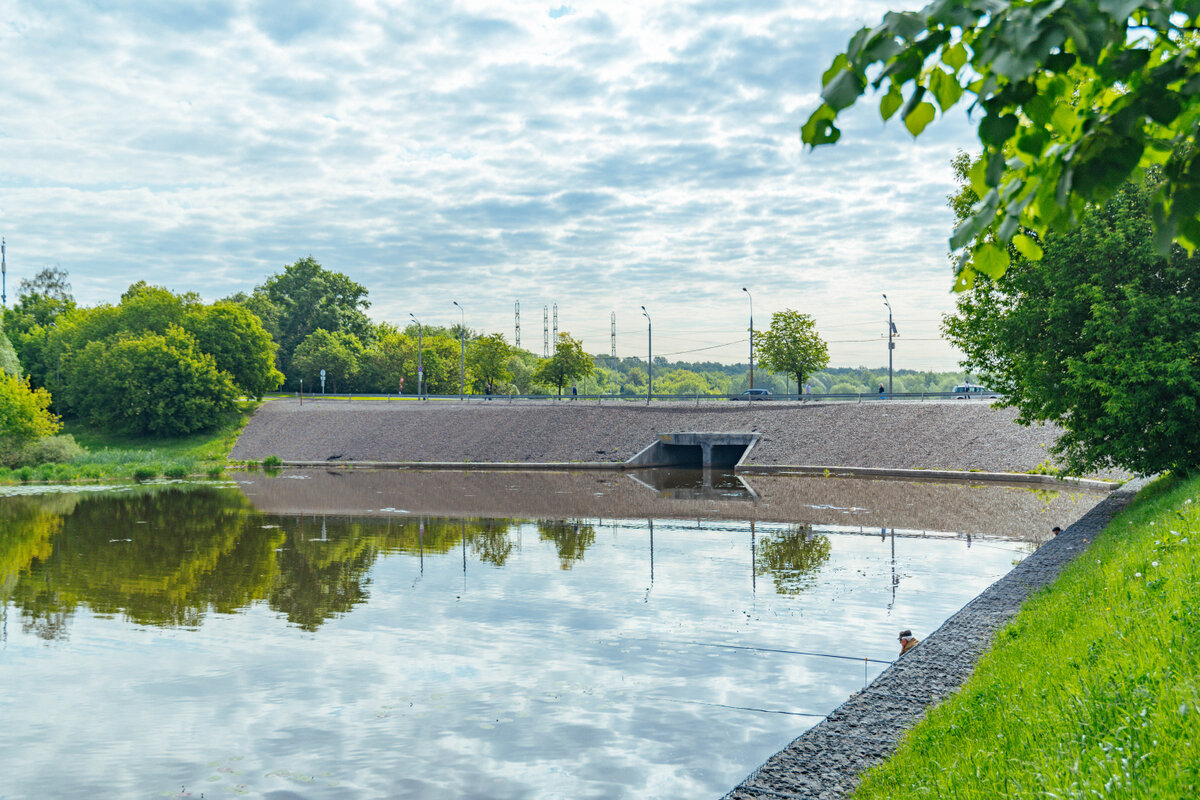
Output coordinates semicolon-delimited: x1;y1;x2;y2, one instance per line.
232;399;1081;474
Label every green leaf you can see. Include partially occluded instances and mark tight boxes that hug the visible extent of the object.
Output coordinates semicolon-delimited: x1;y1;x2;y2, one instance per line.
1099;0;1142;20
980;113;1019;147
821;68;866;112
904;101;937;136
822;53;849;87
880;84;903;120
952;267;977;293
973;243;1010;280
942;42;968;71
801;104;841;146
1013;234;1044;261
929;68;964;112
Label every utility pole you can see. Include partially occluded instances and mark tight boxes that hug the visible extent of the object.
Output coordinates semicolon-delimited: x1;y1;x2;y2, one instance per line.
742;287;754;390
641;306;652;403
543;305;549;357
610;311;616;358
410;313;424;397
453;300;465;400
882;294;897;395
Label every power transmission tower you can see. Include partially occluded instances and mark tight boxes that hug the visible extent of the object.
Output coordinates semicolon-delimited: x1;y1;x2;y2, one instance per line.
543;306;549;357
514;301;520;348
1;237;6;306
610;312;616;358
552;303;558;342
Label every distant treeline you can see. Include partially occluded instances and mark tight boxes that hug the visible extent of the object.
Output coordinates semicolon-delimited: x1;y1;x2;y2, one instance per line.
1;258;968;445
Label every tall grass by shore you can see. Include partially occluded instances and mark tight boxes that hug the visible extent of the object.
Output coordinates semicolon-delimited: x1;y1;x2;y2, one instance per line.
854;473;1200;799
0;401;258;485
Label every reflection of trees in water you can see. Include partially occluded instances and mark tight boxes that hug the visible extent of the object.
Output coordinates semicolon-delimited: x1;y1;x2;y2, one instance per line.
0;489;524;634
537;520;596;570
755;524;832;595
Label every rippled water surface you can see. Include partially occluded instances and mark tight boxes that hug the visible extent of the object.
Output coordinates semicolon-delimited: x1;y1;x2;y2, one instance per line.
0;471;1106;799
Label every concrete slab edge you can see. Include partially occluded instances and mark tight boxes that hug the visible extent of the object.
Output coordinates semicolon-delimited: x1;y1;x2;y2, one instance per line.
267;459;1115;491
721;476;1151;800
740;464;1118;491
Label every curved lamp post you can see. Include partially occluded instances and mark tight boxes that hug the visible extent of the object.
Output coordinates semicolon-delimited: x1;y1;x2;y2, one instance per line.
742;287;754;391
452;300;465;400
409;312;424;398
641;305;652;404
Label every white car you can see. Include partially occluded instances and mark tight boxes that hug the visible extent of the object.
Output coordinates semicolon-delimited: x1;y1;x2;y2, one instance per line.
952;384;1000;399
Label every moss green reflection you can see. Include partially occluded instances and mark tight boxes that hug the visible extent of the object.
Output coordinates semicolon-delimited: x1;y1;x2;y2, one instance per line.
0;487;528;635
755;524;832;595
537;519;597;570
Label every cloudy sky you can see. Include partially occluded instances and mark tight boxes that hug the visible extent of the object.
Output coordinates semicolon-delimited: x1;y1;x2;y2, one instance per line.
1;0;979;370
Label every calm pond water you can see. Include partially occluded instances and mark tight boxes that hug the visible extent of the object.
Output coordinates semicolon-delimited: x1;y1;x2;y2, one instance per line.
0;471;1106;800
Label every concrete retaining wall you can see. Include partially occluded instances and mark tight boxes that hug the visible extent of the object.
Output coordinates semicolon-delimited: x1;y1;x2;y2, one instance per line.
232;399;1088;475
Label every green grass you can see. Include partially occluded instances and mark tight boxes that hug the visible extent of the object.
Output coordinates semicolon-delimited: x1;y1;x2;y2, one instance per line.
0;401;258;485
854;474;1200;799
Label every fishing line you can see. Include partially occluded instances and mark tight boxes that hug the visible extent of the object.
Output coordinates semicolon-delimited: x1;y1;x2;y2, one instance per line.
615;637;894;665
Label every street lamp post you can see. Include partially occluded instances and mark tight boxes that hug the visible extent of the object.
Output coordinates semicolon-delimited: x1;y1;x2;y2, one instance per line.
882;294;897;395
409;312;424;398
452;300;465;400
742;287;754;390
641;306;652;404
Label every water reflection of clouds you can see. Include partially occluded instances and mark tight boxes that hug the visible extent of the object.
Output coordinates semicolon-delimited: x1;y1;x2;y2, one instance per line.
2;496;1037;799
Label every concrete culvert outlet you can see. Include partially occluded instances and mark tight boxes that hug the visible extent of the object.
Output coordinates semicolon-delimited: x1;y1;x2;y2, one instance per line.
625;432;760;470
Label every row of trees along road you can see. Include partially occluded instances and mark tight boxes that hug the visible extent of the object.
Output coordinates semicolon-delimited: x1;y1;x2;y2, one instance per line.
3;255;957;443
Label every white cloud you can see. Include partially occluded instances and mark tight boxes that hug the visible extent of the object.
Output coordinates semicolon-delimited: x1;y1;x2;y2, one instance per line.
0;0;976;369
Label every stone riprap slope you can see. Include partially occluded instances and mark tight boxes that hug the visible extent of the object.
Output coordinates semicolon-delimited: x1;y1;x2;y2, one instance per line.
232;399;1065;472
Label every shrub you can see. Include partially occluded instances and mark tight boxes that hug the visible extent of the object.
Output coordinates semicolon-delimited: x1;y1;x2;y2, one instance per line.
18;434;85;466
132;465;158;481
163;464;189;479
16;466;33;482
205;465;224;479
262;455;283;468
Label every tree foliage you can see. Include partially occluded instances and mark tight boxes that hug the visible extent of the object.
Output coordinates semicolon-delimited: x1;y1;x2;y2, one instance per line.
62;327;238;436
534;333;595;396
290;329;365;394
184;301;283;399
249;257;371;383
0;373;61;452
0;316;20;376
753;310;831;389
804;1;1200;286
945;177;1200;475
467;333;512;393
3;268;77;388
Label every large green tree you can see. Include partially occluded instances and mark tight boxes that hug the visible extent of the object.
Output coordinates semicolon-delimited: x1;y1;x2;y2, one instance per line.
290;329;364;394
467;333;512;394
249;257;371;383
753;310;831;390
804;1;1200;285
62;326;238;436
2;267;77;389
945;176;1200;475
534;333;594;397
185;301;283;398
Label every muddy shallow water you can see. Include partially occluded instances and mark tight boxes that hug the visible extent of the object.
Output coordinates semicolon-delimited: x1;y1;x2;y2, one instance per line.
0;472;1106;799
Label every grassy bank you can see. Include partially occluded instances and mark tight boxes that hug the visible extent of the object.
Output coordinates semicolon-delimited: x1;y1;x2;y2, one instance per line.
854;474;1200;798
0;401;259;484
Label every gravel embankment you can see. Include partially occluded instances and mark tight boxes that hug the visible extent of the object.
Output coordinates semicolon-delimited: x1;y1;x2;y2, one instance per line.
722;478;1146;800
232;399;1073;473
